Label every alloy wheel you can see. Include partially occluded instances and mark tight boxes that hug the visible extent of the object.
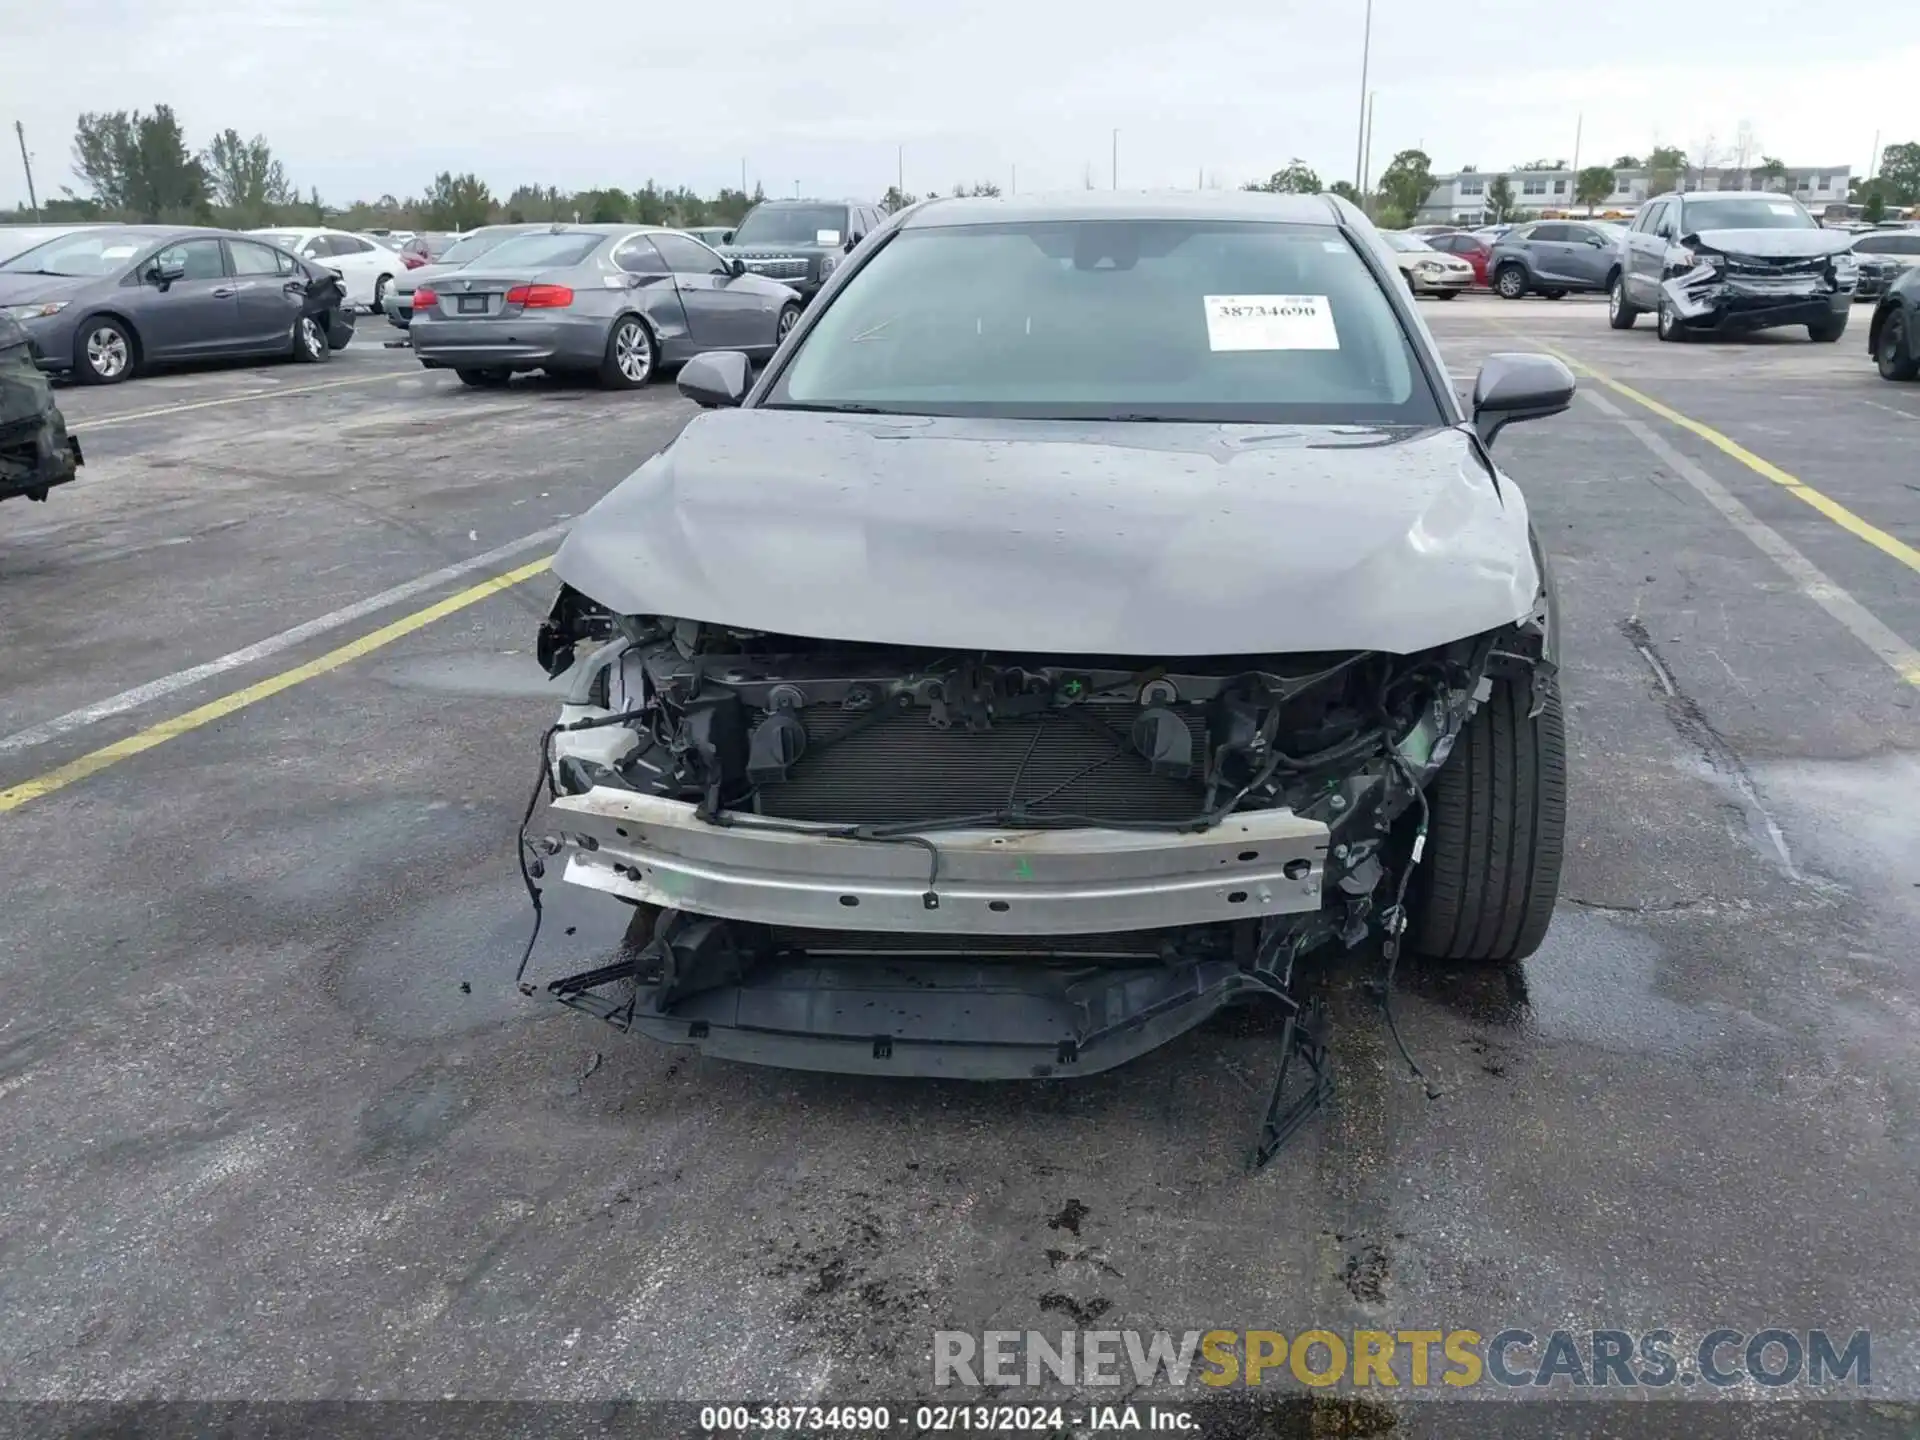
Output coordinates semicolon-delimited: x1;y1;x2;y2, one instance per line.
86;326;129;380
615;321;652;383
777;307;798;339
1497;269;1524;299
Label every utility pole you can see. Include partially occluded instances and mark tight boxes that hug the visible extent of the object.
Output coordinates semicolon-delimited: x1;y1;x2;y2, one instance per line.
14;121;39;221
1570;112;1583;214
1353;0;1373;193
1010;163;1016;195
1111;130;1119;189
1360;91;1376;198
1868;129;1880;182
897;144;904;201
740;157;747;194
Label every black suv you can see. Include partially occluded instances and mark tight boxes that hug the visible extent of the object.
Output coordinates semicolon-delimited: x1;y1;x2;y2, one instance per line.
0;311;82;504
1609;191;1857;342
720;200;886;304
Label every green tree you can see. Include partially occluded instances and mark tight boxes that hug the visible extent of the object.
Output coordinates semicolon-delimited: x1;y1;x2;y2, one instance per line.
1862;189;1887;224
1377;148;1434;222
201;129;295;226
1516;158;1566;171
1647;145;1686;195
1751;155;1789;193
880;185;921;212
950;181;1001;197
1876;142;1920;204
421;171;494;229
1328;180;1361;205
72;105;209;221
1575;165;1615;214
1486;174;1517;222
1244;159;1322;194
1612;154;1641;169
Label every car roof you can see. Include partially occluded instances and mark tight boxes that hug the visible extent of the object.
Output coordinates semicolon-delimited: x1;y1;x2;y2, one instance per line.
1653;191;1806;203
898;190;1342;229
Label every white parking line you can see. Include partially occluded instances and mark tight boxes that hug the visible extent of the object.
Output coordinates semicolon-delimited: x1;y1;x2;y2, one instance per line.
0;523;570;757
1583;389;1920;687
71;371;418;430
1858;398;1918;423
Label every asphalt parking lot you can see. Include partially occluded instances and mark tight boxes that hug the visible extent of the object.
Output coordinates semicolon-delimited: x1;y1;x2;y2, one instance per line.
2;298;1917;1417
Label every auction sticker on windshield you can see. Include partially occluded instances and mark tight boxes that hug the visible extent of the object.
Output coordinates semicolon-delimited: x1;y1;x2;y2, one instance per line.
1203;295;1339;352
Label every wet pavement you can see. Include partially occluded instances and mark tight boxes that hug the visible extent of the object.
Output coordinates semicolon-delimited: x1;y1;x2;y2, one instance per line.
1;301;1916;1415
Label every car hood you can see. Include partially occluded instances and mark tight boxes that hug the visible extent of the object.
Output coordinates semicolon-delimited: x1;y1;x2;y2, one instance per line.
0;273;97;305
1686;229;1853;259
553;412;1540;657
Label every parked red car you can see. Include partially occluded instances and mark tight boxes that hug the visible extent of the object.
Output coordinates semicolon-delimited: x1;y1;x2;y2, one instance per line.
1424;231;1492;287
399;232;459;270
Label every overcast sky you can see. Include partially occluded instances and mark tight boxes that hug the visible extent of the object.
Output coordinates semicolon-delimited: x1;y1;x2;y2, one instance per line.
6;0;1914;212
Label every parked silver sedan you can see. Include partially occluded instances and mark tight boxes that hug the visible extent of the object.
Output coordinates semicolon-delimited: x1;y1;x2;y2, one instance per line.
408;225;802;388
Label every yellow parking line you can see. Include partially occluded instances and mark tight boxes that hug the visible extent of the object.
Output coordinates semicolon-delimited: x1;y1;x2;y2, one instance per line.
0;556;552;815
1527;341;1920;576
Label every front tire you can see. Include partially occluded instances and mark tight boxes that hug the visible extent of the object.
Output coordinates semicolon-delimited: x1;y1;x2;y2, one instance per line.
1807;312;1847;344
1656;294;1687;342
1411;677;1567;965
775;302;801;342
599;315;654;389
1876;309;1920;381
373;275;392;314
76;318;136;384
291;312;330;364
1494;265;1528;300
1607;275;1638;329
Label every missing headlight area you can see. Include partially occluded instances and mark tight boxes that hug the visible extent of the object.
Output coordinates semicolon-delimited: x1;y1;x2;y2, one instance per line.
517;586;1565;1168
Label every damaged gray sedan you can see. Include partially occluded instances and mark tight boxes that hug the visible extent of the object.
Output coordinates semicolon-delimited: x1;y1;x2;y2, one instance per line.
521;192;1574;1120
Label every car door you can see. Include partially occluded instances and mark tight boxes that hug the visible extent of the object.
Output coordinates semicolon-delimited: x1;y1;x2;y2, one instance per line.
653;230;771;348
1561;224;1613;287
609;234;693;358
1530;224;1579;283
324;233;385;308
130;237;242;359
1626;202;1666;305
226;239;308;350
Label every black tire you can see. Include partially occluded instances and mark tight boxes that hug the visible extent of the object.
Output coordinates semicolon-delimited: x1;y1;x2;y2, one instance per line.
373;274;392;314
1876;309;1920;381
291;311;330;364
1807;313;1847;344
1493;265;1528;300
599;314;655;389
1431;290;1459;300
74;316;136;384
1607;275;1638;329
456;368;511;387
1655;294;1687;342
775;301;802;342
1411;676;1567;965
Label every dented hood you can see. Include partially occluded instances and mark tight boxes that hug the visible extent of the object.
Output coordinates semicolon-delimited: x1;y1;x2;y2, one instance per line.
553;411;1540;657
1687;229;1852;260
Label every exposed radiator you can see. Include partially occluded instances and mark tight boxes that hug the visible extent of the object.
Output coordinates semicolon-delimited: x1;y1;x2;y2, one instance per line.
753;702;1209;826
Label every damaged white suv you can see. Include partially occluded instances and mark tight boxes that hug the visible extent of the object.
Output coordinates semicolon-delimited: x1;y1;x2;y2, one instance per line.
522;191;1574;1105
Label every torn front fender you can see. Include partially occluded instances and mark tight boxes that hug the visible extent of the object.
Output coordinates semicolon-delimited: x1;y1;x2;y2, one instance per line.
1663;263;1726;320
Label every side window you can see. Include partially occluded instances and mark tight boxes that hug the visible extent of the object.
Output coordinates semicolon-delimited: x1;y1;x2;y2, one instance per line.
1564;225;1601;246
612;237;669;275
227;240;284;276
1888;235;1920;255
1654;203;1678;238
154;238;226;280
1851;236;1888;254
300;237;328;257
653;232;729;275
1530;223;1571;243
340;236;376;255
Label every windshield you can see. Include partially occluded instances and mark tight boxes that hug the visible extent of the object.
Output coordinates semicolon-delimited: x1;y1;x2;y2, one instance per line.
1681;197;1816;232
731;206;848;247
767;218;1441;426
0;227;157;276
471;233;603;269
1382;232;1434;253
435;231;515;265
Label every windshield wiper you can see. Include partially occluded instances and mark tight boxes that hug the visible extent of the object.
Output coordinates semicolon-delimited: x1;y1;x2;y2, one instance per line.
763;401;903;415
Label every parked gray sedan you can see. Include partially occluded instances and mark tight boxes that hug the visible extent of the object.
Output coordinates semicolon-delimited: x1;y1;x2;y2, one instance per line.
408;225;801;388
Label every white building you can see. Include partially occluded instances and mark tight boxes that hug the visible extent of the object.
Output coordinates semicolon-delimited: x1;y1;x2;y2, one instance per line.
1413;164;1854;223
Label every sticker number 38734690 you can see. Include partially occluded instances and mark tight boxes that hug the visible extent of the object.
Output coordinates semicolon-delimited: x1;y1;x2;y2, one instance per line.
1203;294;1340;352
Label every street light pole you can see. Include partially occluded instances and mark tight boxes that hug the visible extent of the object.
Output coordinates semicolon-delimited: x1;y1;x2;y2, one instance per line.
1112;130;1119;189
14;121;39;222
1353;0;1373;193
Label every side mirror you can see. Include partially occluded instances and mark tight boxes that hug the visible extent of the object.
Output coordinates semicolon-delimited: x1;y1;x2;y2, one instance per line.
729;258;746;278
1469;352;1576;447
844;235;858;254
721;230;735;246
677;351;751;409
149;260;186;287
